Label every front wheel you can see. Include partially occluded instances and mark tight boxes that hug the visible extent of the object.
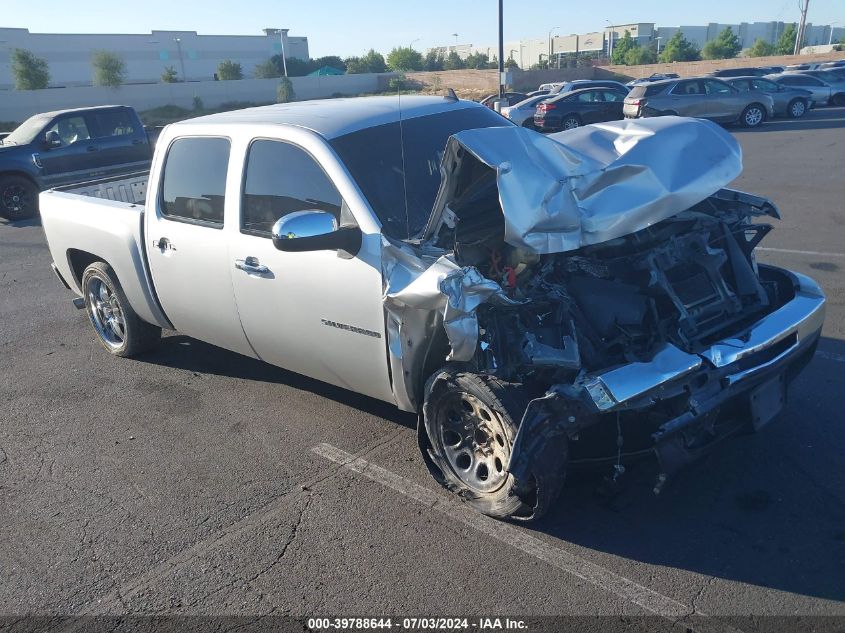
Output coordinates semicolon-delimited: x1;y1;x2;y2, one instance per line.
741;103;766;128
82;262;161;357
0;175;38;221
422;368;564;520
787;98;807;118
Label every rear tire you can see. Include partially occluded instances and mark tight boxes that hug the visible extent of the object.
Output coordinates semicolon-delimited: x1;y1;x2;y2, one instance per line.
832;93;845;107
82;262;161;357
0;175;38;221
741;103;766;128
422;368;564;520
787;98;807;118
562;114;581;130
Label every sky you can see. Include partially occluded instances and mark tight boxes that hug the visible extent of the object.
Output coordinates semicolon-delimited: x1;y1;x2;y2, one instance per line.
2;0;843;58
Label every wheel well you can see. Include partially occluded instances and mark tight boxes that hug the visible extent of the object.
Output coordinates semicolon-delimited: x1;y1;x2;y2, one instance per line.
0;171;39;188
415;326;453;411
67;249;104;287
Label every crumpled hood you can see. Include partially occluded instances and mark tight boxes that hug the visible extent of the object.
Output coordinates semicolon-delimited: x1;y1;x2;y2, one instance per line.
425;116;743;253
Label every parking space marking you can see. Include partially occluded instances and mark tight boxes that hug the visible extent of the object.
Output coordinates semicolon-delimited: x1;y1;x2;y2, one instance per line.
817;350;845;363
757;247;845;258
312;442;744;633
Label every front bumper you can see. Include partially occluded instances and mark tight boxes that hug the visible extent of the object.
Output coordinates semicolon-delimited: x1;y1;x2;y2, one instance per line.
509;267;825;486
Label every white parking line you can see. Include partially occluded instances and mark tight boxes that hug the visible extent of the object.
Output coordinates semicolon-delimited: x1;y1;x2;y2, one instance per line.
312;442;743;633
757;247;845;258
817;350;845;363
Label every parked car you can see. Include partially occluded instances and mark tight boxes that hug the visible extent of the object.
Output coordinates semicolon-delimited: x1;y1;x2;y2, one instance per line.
626;73;679;86
479;92;529;109
766;73;844;106
538;82;565;92
534;87;627;131
500;94;554;127
726;76;813;118
0;105;151;221
785;63;822;71
39;96;825;521
763;65;785;74
525;89;551;98
795;68;845;85
819;60;845;69
623;77;774;127
709;67;772;78
549;79;630;94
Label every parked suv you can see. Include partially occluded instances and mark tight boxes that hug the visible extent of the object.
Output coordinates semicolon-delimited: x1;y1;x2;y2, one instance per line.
708;67;772;78
0;105;151;220
550;79;630;95
623;77;774;127
726;76;813;118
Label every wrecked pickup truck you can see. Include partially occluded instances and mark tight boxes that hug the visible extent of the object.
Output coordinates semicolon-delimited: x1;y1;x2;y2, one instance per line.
40;96;825;520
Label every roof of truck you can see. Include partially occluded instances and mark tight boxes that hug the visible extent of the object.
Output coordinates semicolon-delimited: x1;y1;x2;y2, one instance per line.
178;95;482;139
25;105;128;120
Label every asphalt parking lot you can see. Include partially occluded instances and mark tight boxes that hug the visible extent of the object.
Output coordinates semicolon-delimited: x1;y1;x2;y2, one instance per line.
1;107;844;633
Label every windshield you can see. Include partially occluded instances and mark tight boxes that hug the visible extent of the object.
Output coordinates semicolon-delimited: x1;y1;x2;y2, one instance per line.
330;106;510;240
2;114;51;146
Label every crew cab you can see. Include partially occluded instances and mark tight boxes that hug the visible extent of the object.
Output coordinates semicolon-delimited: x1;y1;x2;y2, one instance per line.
40;96;825;520
0;105;151;220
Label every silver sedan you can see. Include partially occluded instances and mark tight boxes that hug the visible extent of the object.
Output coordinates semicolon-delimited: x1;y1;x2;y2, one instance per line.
726;77;814;118
500;94;554;128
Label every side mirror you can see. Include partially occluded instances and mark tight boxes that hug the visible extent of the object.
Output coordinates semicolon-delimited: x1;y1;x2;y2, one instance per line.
271;210;362;256
44;130;62;149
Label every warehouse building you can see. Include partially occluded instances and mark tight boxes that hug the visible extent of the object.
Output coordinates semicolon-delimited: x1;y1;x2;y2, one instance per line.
0;27;309;88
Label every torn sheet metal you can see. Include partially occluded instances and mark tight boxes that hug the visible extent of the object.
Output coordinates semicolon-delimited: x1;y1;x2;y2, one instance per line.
381;238;517;411
425;116;742;254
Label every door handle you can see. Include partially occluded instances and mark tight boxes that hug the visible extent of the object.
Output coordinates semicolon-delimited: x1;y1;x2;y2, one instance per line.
155;237;175;251
86;145;98;152
235;256;270;275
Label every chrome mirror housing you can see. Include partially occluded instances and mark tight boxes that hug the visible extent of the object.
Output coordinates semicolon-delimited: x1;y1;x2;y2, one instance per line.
272;210;338;242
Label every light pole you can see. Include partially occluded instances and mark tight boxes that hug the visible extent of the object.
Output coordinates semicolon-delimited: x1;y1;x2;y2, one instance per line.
655;36;663;54
548;26;560;66
173;37;187;82
605;20;615;60
829;23;840;46
452;32;459;53
410;38;420;50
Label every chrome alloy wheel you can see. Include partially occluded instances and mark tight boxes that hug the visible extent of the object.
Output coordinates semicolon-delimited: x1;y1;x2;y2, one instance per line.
86;276;126;349
790;100;806;117
744;106;764;127
563;116;580;130
436;391;511;494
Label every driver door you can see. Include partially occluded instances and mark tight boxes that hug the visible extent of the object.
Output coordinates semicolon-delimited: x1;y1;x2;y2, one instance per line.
38;114;101;187
228;136;393;403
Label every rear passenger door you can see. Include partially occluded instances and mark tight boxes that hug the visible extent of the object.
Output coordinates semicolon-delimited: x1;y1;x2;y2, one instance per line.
703;79;739;121
598;89;626;121
145;135;256;358
91;108;151;174
668;80;707;117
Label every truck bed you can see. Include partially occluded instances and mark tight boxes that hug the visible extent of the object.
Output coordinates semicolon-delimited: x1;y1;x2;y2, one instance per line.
55;171;149;205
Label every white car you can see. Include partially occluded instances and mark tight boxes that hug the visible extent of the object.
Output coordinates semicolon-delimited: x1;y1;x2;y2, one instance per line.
500;94;554;127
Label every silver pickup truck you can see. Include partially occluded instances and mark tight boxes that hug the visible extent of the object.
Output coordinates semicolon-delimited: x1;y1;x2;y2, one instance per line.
41;96;825;520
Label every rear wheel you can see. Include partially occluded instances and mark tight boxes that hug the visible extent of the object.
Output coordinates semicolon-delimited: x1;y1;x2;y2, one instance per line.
422;368;564;520
787;98;807;118
832;93;845;107
562;114;581;130
0;175;38;221
82;262;161;357
741;103;766;128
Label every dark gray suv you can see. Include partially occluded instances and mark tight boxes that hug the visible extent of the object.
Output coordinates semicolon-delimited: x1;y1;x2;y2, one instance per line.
623;77;774;128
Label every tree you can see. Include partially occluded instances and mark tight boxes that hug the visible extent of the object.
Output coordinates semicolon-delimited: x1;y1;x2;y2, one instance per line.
161;65;179;83
659;31;701;62
313;55;346;71
386;47;423;71
748;38;776;57
217;59;243;80
424;50;444;71
611;30;637;65
443;51;466;70
91;50;126;88
776;24;798;55
464;51;491;69
504;57;519;69
254;57;281;79
702;27;742;59
345;49;386;74
10;48;50;90
624;46;657;66
276;77;295;103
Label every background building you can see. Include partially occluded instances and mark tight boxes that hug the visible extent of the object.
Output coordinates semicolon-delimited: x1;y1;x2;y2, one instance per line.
0;27;309;88
430;20;845;69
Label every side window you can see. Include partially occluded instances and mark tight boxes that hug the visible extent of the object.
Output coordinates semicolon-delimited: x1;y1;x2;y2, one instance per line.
732;80;750;92
241;139;343;235
160;137;230;226
704;80;732;95
46;116;91;146
751;79;774;92
602;90;625;102
576;91;600;102
94;110;137;138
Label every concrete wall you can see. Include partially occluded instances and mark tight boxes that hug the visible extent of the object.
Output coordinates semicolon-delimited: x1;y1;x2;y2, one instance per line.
404;68;602;96
0;73;383;123
600;51;842;80
0;27;309;88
